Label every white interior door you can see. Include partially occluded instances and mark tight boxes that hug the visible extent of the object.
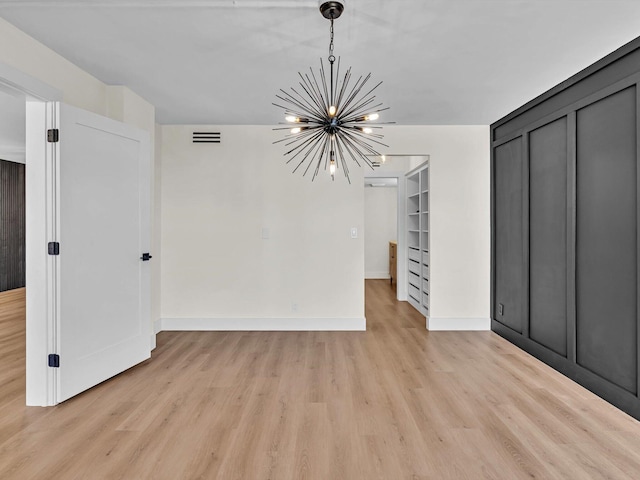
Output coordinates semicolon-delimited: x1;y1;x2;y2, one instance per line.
49;102;151;403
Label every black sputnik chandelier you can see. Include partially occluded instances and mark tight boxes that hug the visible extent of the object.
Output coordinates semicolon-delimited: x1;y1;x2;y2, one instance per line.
273;0;391;183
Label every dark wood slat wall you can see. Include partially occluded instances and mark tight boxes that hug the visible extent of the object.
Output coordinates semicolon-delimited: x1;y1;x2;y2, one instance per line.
0;159;26;292
491;36;640;419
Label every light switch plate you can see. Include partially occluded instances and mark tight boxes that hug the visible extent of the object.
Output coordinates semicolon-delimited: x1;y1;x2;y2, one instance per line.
351;227;358;238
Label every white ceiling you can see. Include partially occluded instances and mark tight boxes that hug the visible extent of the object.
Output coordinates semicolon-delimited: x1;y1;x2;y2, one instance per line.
0;0;640;125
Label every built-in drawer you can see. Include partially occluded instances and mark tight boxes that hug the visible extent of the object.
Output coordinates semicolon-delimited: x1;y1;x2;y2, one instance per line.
409;248;420;262
422;251;429;264
422;265;429;277
409;284;420;301
409;271;420;287
422;292;429;306
408;259;420;275
422;278;429;293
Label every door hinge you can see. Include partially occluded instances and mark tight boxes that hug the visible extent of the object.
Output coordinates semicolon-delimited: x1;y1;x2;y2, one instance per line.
48;354;60;368
140;253;152;261
47;129;59;143
48;242;60;255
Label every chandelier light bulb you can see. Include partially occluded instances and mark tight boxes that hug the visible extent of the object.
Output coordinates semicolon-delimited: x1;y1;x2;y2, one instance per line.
328;105;337;116
329;157;336;179
291;127;302;134
285;115;299;122
361;127;373;134
365;113;379;121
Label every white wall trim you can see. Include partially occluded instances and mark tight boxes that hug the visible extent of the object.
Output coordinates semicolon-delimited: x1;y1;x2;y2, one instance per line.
365;271;390;279
25;101;51;406
0;62;62;101
426;317;491;331
160;317;366;331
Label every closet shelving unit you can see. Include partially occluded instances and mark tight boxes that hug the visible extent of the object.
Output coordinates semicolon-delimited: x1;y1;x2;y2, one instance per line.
405;162;429;318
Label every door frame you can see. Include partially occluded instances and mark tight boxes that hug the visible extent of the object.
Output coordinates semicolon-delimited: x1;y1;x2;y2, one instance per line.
0;61;64;405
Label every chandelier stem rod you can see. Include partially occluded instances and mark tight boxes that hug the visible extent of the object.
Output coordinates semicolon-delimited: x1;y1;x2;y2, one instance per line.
329;16;335;104
330;60;334;105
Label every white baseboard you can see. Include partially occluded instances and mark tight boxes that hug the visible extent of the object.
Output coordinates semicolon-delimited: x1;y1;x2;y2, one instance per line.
159;317;367;331
426;317;491;331
365;271;390;279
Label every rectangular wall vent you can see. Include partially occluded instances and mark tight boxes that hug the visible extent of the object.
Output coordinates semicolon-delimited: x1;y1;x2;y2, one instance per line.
193;132;221;144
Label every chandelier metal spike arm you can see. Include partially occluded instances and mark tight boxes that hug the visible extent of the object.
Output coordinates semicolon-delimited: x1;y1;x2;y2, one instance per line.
273;0;393;183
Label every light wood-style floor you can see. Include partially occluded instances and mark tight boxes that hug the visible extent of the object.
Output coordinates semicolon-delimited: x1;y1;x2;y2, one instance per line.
1;282;640;479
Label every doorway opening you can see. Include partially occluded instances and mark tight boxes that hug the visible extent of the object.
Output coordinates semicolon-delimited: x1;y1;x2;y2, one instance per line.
0;88;26;293
364;177;398;290
363;155;430;303
0;86;27;409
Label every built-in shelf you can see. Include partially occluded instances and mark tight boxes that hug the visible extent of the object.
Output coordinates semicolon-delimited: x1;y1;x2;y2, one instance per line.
406;161;430;320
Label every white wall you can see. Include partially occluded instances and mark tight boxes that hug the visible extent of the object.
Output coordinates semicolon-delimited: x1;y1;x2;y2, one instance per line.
160;125;489;330
381;126;490;323
364;186;397;279
160;125;365;330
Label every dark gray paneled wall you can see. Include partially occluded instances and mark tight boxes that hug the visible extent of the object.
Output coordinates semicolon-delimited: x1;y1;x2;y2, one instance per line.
0;159;25;292
491;36;640;419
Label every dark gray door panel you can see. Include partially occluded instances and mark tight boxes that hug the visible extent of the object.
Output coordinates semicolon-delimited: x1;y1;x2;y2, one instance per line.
576;86;637;394
494;137;524;333
529;118;568;357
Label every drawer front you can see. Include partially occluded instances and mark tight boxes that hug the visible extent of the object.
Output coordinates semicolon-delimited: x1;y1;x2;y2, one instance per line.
408;260;420;275
409;284;420;300
422;265;429;278
409;271;420;287
422;251;429;265
422;292;429;306
409;248;420;262
422;278;429;293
